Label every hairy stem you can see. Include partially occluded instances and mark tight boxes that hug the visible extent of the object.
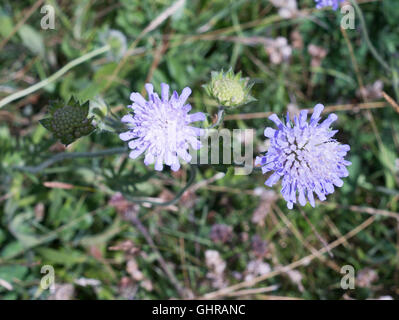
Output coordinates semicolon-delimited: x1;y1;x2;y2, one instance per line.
0;45;110;109
208;106;225;129
123;164;197;206
13;147;126;174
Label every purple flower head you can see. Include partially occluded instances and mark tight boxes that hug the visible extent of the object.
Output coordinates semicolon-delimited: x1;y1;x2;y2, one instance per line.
255;104;351;209
119;83;205;171
314;0;345;10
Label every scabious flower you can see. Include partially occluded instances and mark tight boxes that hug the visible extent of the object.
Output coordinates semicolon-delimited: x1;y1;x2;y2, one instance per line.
255;104;351;209
314;0;345;10
119;83;205;171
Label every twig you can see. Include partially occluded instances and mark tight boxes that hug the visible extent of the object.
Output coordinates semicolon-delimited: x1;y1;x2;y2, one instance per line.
299;208;334;258
190;172;225;192
224;102;387;121
339;204;399;220
200;216;375;299
225;285;279;297
324;215;351;249
272;205;338;270
197;185;399;221
163;0;379;45
0;193;11;203
382;91;399;114
256;294;304;300
0;279;13;291
142;38;169;92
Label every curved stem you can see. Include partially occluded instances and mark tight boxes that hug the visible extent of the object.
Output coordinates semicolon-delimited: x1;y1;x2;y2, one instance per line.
14;145;197;209
123;164;197;206
14;146;197;207
208;106;225;129
13;147;126;174
349;0;390;72
0;45;110;109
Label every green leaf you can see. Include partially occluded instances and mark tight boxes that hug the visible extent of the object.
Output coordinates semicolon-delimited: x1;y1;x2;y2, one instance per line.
0;229;5;246
75;84;101;103
9;212;42;247
18;25;45;57
35;247;88;267
79;218;122;247
80;100;90;117
0;265;28;283
1;241;25;259
0;11;13;38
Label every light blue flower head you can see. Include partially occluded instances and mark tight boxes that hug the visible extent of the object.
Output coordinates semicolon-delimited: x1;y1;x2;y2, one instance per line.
119;83;205;171
256;104;351;209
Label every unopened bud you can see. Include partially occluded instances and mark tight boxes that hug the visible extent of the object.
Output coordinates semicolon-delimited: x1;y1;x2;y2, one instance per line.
40;97;95;145
203;69;255;108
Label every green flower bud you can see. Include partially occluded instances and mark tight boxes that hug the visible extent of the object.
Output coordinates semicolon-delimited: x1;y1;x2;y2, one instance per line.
203;69;255;108
40;97;96;145
99;29;127;62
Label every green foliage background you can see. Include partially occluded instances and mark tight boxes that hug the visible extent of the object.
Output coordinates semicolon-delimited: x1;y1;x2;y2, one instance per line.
0;0;399;299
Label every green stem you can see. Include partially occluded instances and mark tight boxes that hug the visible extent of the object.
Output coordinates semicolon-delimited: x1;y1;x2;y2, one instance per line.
123;164;197;206
0;45;110;109
349;0;390;72
14;146;197;208
13;147;126;174
208;106;225;129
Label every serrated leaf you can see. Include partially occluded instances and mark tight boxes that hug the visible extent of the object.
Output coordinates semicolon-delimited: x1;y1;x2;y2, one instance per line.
81;100;90;117
48;101;64;114
60;135;76;146
39;118;53;131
